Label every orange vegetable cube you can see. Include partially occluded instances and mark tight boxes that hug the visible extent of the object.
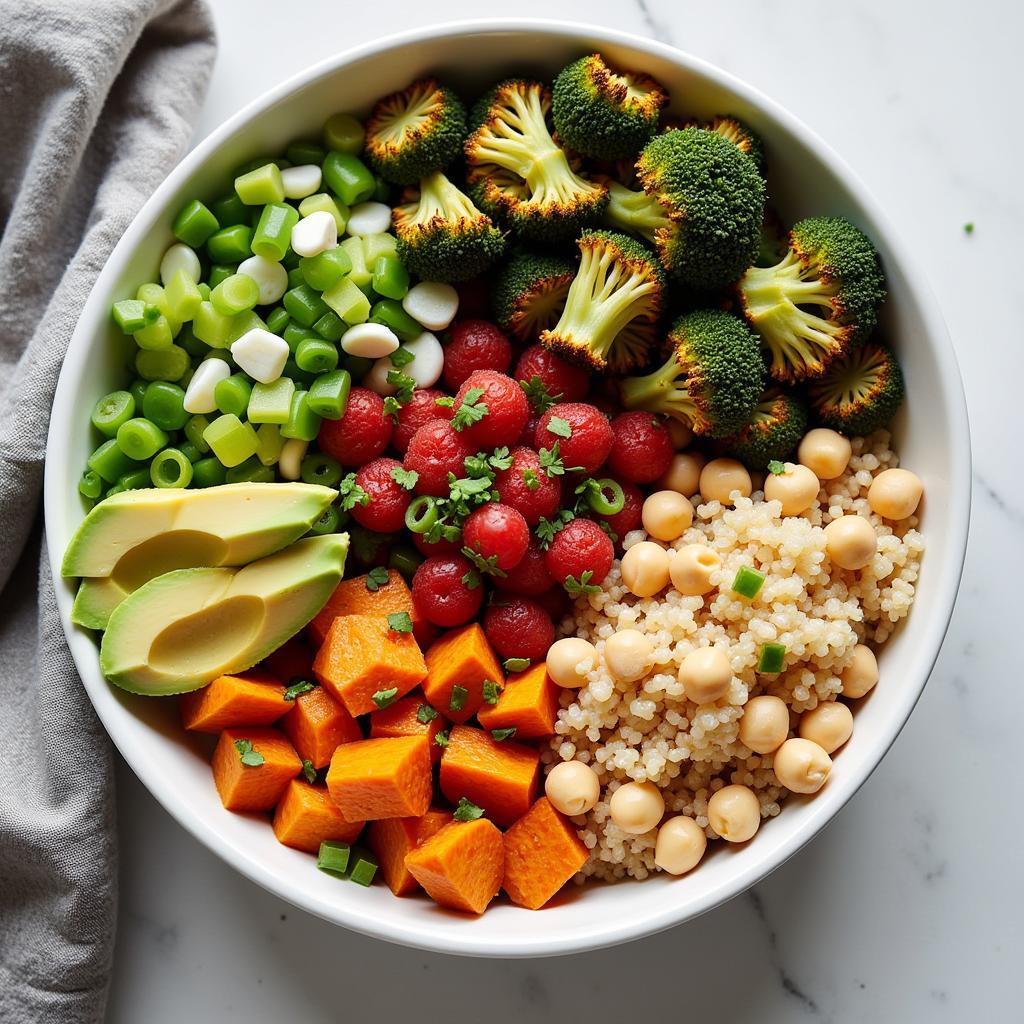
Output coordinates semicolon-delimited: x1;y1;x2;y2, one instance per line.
476;662;561;739
262;636;315;684
367;808;452;896
370;694;447;762
502;797;589;909
313;613;427;716
272;780;364;853
405;818;505;914
280;685;362;769
180;669;288;733
440;725;540;827
308;569;424;648
211;727;301;812
423;623;503;724
326;735;433;822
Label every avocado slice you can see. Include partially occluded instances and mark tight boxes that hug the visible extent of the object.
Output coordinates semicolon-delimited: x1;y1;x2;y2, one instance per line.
63;483;336;624
99;533;348;695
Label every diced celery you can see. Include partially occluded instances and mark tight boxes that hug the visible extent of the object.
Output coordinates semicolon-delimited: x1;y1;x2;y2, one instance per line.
322;277;370;325
192;301;236;349
234;163;285;205
339;236;371;288
165;268;203;323
248;378;296;424
202;413;260;468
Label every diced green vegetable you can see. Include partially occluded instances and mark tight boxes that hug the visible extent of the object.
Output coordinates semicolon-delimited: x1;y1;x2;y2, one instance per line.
210;273;259;316
348;848;378;887
370;299;422;342
323;112;365;155
191;456;227;487
322;151;375;206
150;448;193;488
112;299;148;334
135;345;189;382
203;413;259;467
298;193;348;233
300;452;343;488
91;390;136;437
248;378;295;424
371;254;409;300
757;642;786;674
142;381;188;431
306;369;350;419
254;422;285;466
116;418;168;461
214;373;253;418
731;565;766;600
317;840;351;877
235;162;285;205
322;276;370;324
165;268;203;323
281;390;321;441
87;439;140;484
283;284;330;328
252;202;299;261
299;246;352;292
207;224;254;264
173;199;220;247
295;337;339;374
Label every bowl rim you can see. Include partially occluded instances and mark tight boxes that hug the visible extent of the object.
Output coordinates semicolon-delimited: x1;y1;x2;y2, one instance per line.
43;17;972;957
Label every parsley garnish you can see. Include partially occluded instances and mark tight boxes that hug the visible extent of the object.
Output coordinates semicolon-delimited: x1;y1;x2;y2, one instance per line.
386;369;415;404
536;509;574;549
488;447;513;471
451;387;488;431
598;519;618;543
519;375;559;414
389;346;415;368
301;758;316;783
491;727;517;742
338;472;369;511
382;396;402;420
234;738;264;767
522;467;540;491
537;444;581;479
434;395;454;408
461;567;483;590
391;465;419;490
564;570;601;596
453;796;484;821
283;679;315;701
386;611;414;634
462;453;495;481
448;684;468;712
767;460;786;475
365;566;390;591
372;687;399;709
545;416;572;439
416;703;438;724
482;679;502;705
461;545;507;578
503;657;530;672
434;729;449;748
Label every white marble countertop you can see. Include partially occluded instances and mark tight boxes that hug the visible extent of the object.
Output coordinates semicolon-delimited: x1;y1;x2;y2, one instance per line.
107;1;1022;1020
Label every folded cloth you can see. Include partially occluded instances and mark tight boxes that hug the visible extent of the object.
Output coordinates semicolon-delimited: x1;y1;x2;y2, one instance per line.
0;3;215;1021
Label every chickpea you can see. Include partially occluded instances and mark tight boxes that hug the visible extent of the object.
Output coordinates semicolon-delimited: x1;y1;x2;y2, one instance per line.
620;541;671;598
773;737;832;794
799;702;853;754
604;629;653;683
707;784;761;843
669;543;721;596
824;515;877;570
841;643;878;698
738;694;790;754
609;781;665;834
545;760;601;816
699;458;752;505
798;428;852;480
658;452;706;497
546;636;596;689
764;463;820;516
642;490;694;542
678;647;732;704
868;468;923;520
654;816;707;875
666;418;693;450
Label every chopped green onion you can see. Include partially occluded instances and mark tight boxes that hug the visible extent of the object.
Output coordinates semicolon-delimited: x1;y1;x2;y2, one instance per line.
265;306;290;335
191;456;227;487
142;381;188;431
317;840;351;877
369;298;422;342
371;255;409;300
183;413;212;453
150;448;193;488
453;797;484;822
210;193;248;227
348;848;378;887
203;413;259;468
302;759;317;784
416;703;438;724
757;642;787;674
405;495;438;534
307;504;340;535
252;202;299;262
234;162;285;205
117;466;152;491
91;390;136;437
132;315;174;351
322;151;375;206
283;284;330;328
313;310;346;342
503;658;530;673
587;479;625;516
210;273;259;316
731;565;766;600
322;276;370;325
284;679;315;701
300;452;343;488
207;224;253;264
287;140;326;166
323;112;365;155
295;337;339;374
388;545;423;579
173;199;220;247
254;423;284;466
225;456;274;484
300;246;352;292
79;469;103;500
281;390;321;442
214;374;253;418
247;378;296;425
112;299;148;334
298;193;348;233
307;369;351;420
434;730;449;749
115;418;167;461
448;684;468;712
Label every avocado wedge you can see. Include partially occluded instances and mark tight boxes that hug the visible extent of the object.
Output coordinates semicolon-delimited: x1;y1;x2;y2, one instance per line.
99;533;348;695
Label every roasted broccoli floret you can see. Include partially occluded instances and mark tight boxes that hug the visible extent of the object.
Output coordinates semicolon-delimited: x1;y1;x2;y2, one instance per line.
364;78;466;185
492;252;575;342
551;53;668;161
540;230;664;374
684;114;764;169
619;309;764;436
736;216;886;383
807;341;904;435
464;79;608;242
392;171;506;283
723;389;808;467
603;128;765;289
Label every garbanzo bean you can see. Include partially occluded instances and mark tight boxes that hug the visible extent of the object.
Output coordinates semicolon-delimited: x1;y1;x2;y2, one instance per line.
841;643;878;698
654;816;707;875
773;737;832;793
546;636;596;689
699;458;752;505
799;702;853;753
620;541;671;597
642;490;694;542
609;781;665;834
868;468;923;520
738;694;790;753
669;543;720;596
658;452;705;497
764;462;820;516
678;647;732;704
824;515;877;570
545;760;601;816
707;784;761;842
798;428;852;480
604;629;653;683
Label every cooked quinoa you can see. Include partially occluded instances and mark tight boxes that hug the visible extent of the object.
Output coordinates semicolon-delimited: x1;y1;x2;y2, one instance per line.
544;431;924;882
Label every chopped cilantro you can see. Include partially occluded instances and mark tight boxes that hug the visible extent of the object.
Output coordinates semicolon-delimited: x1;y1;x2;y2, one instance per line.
488;447;513;471
461;545;507;578
453;796;484;821
389;346;415;368
434;729;449;748
490;727;517;742
416;703;438;724
519;375;559;414
338;472;369;511
434;395;454;408
503;657;530;672
448;474;496;503
564;570;601;596
283;679;315;701
372;687;399;709
302;758;316;783
391;466;419;490
482;679;502;705
545;415;572;439
460;567;483;590
234;738;264;767
382;396;402;420
767;460;786;475
386;611;414;634
462;452;495;480
536;509;574;549
365;566;390;591
451;387;488;431
386;369;416;403
448;684;468;712
522;467;540;491
537;444;582;479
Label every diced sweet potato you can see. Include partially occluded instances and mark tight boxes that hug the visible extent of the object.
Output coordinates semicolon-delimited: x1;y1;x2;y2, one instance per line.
313;613;427;716
440;725;540;827
272;779;364;853
502;797;589;909
262;636;315;684
476;663;561;739
180;669;288;733
308;569;426;648
405;818;504;914
326;735;432;822
280;685;362;769
367;808;452;896
212;727;301;812
370;694;447;762
423;623;503;724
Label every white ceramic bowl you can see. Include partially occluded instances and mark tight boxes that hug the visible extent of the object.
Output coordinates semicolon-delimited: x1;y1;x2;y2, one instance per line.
44;20;970;957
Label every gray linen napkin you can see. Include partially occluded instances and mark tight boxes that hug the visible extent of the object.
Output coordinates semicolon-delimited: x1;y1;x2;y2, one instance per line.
0;3;215;1020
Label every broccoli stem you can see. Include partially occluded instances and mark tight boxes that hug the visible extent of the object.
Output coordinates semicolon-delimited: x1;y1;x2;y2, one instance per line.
619;350;698;424
413;171;480;224
605;180;673;245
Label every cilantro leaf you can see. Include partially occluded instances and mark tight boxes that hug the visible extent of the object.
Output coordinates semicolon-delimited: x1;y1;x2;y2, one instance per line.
434;729;449;748
338;472;370;511
386;611;414;634
536;509;574;549
234;738;265;767
503;657;530;672
372;687;399;709
545;416;572;439
482;679;502;705
386;369;416;404
519;375;559;414
564;570;602;596
448;684;468;712
538;443;574;478
490;727;517;742
488;447;513;471
453;796;484;821
461;567;483;590
463;453;495;481
451;387;488;431
461;545;507;579
389;346;415;368
434;395;454;408
391;466;419;490
302;758;316;784
365;566;390;591
767;460;786;475
283;679;315;701
522;467;540;491
416;703;438;724
382;396;402;420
